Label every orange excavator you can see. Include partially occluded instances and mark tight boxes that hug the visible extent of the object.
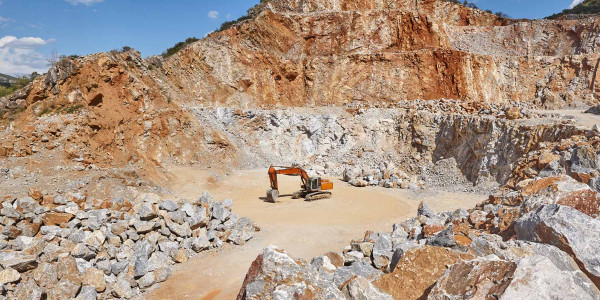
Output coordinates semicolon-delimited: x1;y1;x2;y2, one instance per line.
266;165;333;202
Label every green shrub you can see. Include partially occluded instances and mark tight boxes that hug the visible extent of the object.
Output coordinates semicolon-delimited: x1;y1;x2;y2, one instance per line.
162;37;199;58
547;0;600;19
0;75;34;98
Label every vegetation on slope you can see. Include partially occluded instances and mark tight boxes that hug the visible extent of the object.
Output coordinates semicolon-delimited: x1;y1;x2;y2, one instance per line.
162;37;199;58
547;0;600;19
0;74;37;98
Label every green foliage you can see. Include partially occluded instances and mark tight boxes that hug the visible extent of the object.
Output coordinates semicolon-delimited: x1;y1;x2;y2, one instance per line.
38;107;50;117
66;104;83;114
0;75;35;98
162;37;199;58
218;15;252;32
548;0;600;19
121;46;132;52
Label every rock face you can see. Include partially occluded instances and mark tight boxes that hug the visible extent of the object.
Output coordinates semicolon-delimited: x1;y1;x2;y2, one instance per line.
515;204;600;288
429;252;600;300
160;0;600;108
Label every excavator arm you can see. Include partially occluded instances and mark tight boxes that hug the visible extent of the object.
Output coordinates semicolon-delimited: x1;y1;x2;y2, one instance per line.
268;166;309;191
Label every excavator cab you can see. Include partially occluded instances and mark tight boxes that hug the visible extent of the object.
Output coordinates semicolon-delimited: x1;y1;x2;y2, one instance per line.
307;177;321;192
266;166;333;202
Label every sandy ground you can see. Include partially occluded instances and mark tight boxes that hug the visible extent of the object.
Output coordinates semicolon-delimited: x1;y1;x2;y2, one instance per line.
536;109;600;129
146;168;486;300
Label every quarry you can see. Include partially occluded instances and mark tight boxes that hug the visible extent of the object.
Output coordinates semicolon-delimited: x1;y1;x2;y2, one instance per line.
2;0;600;299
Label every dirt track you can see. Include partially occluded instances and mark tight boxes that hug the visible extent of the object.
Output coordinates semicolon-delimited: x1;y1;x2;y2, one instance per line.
146;168;486;300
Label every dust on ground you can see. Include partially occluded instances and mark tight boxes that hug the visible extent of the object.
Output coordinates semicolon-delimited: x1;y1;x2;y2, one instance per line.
146;168;486;300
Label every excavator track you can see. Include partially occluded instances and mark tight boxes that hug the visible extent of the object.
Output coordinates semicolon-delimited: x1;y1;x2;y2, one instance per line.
304;191;332;201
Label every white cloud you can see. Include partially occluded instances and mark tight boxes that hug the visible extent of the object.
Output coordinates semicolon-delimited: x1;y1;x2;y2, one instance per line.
0;16;13;22
208;10;219;19
0;36;55;75
569;0;584;9
65;0;103;6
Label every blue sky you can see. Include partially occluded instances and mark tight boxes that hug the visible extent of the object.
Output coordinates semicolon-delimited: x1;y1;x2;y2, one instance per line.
0;0;585;75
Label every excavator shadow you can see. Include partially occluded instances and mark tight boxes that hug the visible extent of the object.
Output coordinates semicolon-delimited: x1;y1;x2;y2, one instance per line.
259;194;294;203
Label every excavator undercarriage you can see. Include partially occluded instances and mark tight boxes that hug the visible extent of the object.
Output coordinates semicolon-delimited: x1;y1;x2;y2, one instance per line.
266;166;333;202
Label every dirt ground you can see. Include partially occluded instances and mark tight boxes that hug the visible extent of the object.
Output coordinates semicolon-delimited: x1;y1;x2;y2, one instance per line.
536;109;600;129
146;168;486;300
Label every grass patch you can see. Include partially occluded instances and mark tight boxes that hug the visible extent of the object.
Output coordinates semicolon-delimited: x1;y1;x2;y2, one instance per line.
66;104;83;114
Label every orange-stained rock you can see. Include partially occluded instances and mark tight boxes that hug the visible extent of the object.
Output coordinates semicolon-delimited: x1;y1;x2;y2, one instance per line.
505;107;521;120
497;207;521;233
27;186;43;202
557;189;600;218
520;176;562;197
422;224;446;237
454;235;472;247
323;252;344;268
373;246;474;300
42;212;74;226
537;151;560;170
428;258;517;299
41;195;55;207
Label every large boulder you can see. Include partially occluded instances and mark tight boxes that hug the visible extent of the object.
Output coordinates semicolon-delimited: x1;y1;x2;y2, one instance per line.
515;204;600;288
237;246;345;300
428;248;600;299
519;176;600;218
372;246;473;299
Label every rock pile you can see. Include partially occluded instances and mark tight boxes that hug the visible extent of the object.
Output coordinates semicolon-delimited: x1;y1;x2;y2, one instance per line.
0;190;257;299
239;171;600;299
342;162;412;189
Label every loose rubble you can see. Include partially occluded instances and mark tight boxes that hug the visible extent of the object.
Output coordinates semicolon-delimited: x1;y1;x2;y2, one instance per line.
0;190;258;299
239;134;600;299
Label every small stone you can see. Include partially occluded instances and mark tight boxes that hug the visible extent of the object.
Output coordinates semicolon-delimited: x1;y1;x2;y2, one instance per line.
138;271;155;289
345;251;364;264
133;221;158;234
111;260;129;276
32;262;58;288
112;279;133;299
14;279;43;300
191;235;211;252
180;202;195;217
155;266;172;283
171;248;189;263
42;212;74;226
159;199;179;212
0;252;38;272
211;202;230;222
136;202;157;220
83;267;106;292
75;286;97;300
0;267;20;284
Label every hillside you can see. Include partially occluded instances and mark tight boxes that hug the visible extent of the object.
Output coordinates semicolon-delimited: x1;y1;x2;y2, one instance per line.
0;73;16;87
1;0;600;299
548;0;600;19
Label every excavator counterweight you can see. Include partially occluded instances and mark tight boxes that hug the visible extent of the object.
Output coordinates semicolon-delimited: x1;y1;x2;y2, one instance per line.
266;165;333;202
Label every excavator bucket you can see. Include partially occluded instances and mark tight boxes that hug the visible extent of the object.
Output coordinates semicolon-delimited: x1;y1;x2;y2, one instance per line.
266;189;279;202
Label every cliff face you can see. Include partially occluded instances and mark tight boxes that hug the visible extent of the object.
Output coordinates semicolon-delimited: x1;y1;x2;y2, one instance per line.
157;0;600;108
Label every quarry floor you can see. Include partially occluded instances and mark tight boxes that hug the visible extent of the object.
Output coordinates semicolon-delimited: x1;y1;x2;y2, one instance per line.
146;168;486;300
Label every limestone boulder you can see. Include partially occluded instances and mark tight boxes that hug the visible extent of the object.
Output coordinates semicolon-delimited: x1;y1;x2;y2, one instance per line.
515;204;600;288
237;246;344;300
